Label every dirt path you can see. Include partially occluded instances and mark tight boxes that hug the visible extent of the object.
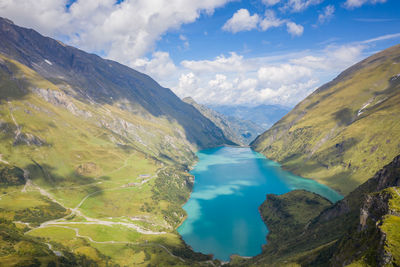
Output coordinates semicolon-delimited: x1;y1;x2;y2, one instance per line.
38;225;184;262
21;164;166;235
37;218;166;235
0;154;9;165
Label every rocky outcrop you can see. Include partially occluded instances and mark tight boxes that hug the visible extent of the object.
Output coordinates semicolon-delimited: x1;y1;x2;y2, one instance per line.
331;187;400;266
13;132;46;146
32;87;92;119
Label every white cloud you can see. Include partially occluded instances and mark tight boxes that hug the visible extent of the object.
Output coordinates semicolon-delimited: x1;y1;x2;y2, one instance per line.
169;42;373;107
181;52;248;73
222;9;302;37
179;35;190;49
258;64;312;86
222;9;260;33
360;33;400;44
282;0;323;12
286;21;304;36
133;51;177;80
290;45;364;71
0;0;232;66
259;10;285;31
344;0;387;9
263;0;282;6
175;72;201;97
329;45;364;65
318;5;335;24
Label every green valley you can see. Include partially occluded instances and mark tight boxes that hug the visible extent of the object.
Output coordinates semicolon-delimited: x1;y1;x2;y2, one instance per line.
0;18;228;266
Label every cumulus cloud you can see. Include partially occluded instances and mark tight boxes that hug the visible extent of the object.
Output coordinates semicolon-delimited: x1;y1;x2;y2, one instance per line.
344;0;387;9
222;9;260;33
286;21;304;36
223;9;302;37
171;43;370;106
318;5;335;24
0;0;232;66
258;64;312;86
132;51;177;81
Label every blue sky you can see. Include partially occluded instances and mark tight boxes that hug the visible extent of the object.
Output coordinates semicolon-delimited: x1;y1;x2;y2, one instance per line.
1;0;399;107
159;0;400;61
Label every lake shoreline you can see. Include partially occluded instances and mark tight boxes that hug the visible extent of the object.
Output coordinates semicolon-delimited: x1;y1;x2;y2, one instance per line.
178;146;342;261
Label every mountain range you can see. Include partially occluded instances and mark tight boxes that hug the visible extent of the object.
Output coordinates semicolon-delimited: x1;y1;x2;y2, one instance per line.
209;104;291;130
183;97;264;145
0;16;400;267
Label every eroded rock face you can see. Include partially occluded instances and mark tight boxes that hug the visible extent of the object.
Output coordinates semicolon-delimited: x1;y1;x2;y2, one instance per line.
328;156;400;266
13;132;46;146
32;87;92;118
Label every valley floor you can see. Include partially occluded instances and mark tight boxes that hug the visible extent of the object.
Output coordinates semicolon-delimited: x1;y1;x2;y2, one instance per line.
0;153;216;266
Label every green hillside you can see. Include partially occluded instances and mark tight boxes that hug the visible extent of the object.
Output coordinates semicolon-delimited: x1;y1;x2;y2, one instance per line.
0;18;230;266
252;44;400;195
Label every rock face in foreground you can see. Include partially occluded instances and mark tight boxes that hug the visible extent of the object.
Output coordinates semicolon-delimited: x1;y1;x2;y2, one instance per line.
252;44;400;195
233;154;400;266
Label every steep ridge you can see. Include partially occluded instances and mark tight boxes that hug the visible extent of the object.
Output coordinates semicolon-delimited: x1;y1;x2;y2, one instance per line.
0;17;234;149
183;97;263;145
233;154;400;266
252;44;400;195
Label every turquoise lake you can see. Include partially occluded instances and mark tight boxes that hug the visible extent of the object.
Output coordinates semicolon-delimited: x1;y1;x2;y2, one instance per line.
177;147;343;261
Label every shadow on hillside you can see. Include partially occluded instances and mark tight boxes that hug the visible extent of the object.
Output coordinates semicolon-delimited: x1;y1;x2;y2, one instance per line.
24;161;106;197
0;60;31;102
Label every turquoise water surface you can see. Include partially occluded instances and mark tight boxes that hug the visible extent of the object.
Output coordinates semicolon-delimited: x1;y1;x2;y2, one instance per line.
177;147;342;261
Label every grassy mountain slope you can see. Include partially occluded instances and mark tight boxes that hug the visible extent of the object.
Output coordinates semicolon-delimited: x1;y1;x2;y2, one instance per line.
0;17;234;150
183;97;264;145
0;18;230;266
252;44;400;195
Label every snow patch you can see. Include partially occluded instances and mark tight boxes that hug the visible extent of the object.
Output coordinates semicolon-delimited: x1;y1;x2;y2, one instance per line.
44;59;53;65
357;98;374;117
